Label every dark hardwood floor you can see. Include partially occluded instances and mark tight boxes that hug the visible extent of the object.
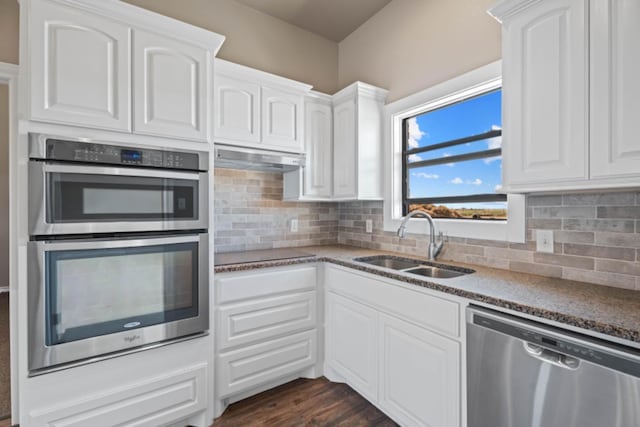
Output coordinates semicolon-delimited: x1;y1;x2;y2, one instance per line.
211;377;398;427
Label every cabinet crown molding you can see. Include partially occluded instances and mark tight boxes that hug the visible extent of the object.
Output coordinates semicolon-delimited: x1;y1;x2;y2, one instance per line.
27;0;225;52
332;81;388;104
488;0;544;23
215;58;313;94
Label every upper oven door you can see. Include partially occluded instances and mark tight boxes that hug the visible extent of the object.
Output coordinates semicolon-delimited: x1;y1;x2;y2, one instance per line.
29;162;208;236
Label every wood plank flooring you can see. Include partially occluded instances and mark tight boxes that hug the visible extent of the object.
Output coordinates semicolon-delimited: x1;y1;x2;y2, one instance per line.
211;377;398;427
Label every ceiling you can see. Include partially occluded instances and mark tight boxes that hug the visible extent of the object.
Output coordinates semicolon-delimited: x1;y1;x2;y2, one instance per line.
234;0;392;42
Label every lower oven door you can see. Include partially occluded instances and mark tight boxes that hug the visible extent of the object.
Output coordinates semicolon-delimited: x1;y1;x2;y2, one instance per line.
28;233;209;373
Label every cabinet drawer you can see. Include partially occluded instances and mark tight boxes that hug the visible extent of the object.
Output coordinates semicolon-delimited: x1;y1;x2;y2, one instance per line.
326;265;460;338
28;364;207;427
217;291;317;351
216;265;316;303
216;330;317;398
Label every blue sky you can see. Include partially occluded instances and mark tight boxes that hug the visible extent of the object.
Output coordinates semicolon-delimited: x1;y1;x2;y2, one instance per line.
407;89;505;210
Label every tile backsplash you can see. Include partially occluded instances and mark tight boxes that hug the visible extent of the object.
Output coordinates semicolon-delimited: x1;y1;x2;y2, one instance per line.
213;169;338;252
214;169;639;290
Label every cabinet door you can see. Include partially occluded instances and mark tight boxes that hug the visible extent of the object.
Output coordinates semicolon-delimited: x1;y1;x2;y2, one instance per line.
214;75;261;144
379;314;460;427
29;0;130;131
303;100;333;197
590;0;640;180
326;292;378;403
262;87;304;151
332;99;357;198
502;0;588;188
133;30;208;142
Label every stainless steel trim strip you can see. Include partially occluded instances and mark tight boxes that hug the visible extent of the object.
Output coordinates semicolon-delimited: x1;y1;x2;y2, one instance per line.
42;163;201;181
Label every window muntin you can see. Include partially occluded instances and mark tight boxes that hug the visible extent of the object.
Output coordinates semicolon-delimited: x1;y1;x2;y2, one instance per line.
402;88;506;220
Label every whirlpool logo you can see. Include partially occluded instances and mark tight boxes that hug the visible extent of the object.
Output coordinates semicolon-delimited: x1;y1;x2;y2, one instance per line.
124;335;142;343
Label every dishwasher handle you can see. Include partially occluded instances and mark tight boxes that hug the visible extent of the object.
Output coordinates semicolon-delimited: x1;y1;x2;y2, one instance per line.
524;342;580;370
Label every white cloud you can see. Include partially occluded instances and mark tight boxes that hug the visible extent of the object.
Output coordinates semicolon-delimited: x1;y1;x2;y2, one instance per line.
494;184;503;192
491;124;502;131
442;153;455;167
408;153;423;162
451;177;482;185
412;172;439;179
471;178;482;185
451;177;463;184
487;135;502;150
407;117;427;148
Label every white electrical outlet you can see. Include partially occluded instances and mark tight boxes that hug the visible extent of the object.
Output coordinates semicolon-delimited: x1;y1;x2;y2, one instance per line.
536;229;554;253
365;219;373;233
290;218;298;232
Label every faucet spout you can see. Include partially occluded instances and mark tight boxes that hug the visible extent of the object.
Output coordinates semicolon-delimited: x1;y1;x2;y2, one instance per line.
396;209;445;261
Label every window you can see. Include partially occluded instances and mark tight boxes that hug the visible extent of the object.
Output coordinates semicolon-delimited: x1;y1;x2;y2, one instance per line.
383;61;525;242
402;89;507;220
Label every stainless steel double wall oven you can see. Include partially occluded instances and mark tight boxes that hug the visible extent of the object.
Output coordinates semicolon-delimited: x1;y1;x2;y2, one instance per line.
28;134;210;373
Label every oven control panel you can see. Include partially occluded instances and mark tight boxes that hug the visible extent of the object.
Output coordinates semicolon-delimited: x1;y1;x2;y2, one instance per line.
42;139;204;171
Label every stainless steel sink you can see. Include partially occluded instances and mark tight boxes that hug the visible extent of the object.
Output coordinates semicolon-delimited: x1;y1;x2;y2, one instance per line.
354;255;474;279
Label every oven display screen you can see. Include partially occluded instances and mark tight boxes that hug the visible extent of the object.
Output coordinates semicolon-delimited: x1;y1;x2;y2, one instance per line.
121;149;143;163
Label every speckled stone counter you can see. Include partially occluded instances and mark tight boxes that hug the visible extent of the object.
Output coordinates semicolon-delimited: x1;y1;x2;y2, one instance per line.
214;245;640;348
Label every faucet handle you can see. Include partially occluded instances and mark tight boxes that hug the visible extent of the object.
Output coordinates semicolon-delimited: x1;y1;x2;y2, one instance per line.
438;231;446;242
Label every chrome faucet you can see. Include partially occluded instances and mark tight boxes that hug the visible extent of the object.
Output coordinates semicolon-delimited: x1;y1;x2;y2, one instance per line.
396;209;444;260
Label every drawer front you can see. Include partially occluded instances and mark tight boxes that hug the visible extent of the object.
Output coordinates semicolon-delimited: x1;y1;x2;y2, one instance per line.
216;265;317;304
217;291;317;351
326;265;460;338
216;330;317;398
28;364;207;427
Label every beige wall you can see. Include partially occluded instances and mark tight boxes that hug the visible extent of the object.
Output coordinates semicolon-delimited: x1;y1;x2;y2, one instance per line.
0;84;8;288
0;0;19;65
338;0;501;102
124;0;339;93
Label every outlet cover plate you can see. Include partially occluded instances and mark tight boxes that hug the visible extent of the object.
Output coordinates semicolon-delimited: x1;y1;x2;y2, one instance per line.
536;229;554;253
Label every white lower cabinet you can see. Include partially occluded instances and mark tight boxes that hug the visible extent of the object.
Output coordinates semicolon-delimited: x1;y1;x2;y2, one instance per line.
214;265;320;416
326;292;379;402
379;314;460;427
325;264;463;427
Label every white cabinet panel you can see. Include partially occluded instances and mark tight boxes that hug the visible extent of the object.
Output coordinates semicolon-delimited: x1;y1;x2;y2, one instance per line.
28;364;207;427
502;0;588;188
217;291;316;351
326;292;378;403
30;0;131;131
133;30;208;141
262;87;304;150
304;99;333;198
332;99;357;198
379;314;460;427
216;330;317;398
590;0;640;180
214;75;260;143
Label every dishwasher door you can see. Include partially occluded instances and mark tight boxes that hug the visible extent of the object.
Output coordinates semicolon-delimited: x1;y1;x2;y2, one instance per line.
467;306;640;427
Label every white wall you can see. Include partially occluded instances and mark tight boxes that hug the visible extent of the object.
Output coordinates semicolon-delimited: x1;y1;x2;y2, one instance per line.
0;0;19;65
0;84;8;288
338;0;501;102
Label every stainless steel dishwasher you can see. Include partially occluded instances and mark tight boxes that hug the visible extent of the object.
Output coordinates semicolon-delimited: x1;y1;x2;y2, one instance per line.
467;306;640;427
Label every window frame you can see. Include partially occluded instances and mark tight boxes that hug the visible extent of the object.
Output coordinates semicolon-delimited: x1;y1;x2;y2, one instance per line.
383;60;526;242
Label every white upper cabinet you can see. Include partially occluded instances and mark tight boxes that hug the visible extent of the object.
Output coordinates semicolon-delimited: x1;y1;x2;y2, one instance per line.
214;75;261;143
214;59;312;152
589;0;640;180
29;0;131;131
133;30;208;142
303;95;333;198
491;0;640;192
26;0;224;142
332;98;358;198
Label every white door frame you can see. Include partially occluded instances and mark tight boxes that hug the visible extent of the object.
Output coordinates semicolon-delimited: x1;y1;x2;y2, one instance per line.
0;60;20;424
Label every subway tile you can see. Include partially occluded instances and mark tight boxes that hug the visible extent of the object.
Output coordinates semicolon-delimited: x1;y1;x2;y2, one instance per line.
595;232;640;248
563;243;635;261
527;195;563;206
596;259;640;276
527;218;562;230
553;231;594;244
533;206;596;219
597;206;640;219
563;219;635;233
485;247;534;262
509;261;563;278
532;252;594;270
562;192;636;206
464;255;510;270
465;238;509;248
562;268;637;290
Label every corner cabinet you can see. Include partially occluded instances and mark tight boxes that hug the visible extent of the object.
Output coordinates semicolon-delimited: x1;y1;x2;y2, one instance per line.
491;0;640;192
214;59;312;153
324;264;463;427
25;0;224;142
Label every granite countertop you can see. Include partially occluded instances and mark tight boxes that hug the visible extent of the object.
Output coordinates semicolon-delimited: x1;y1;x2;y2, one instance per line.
214;245;640;347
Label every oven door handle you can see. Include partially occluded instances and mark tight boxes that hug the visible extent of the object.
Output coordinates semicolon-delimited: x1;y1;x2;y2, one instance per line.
34;234;205;251
42;163;201;181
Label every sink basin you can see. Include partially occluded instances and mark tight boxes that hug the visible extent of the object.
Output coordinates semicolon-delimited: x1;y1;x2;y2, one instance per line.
354;255;474;279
